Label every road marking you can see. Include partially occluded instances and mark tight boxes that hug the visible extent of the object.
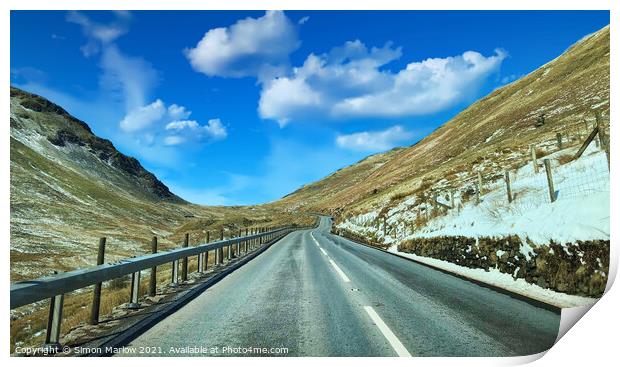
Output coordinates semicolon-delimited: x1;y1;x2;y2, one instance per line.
311;232;351;283
310;232;320;246
328;259;351;283
364;306;412;357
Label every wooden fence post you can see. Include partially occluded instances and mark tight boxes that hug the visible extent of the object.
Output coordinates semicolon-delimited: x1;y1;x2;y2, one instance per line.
595;111;610;170
505;171;513;203
127;270;141;309
544;159;556;202
149;236;157;297
237;229;242;257
476;171;483;204
89;237;106;325
219;228;224;264
556;132;563;150
205;231;210;271
197;242;204;274
44;286;64;348
530;144;539;173
181;233;189;281
171;260;179;286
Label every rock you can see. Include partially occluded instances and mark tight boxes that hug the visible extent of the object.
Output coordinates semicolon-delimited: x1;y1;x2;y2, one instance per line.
537;277;549;289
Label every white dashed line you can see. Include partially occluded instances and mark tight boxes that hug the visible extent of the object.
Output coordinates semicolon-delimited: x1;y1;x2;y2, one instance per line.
309;230;411;356
364;306;412;357
311;232;349;282
328;259;351;283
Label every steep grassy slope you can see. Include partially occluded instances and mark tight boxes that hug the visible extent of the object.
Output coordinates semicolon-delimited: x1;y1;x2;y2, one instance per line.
10;87;314;281
274;26;610;220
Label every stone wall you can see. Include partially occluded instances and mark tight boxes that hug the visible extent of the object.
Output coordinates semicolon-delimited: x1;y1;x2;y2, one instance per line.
334;227;388;249
397;236;609;298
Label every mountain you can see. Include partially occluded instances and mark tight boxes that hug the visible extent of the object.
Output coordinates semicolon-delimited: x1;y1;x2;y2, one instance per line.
274;25;610;220
10;87;312;281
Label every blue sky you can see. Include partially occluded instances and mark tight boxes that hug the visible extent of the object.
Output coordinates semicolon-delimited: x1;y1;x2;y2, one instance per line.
10;10;609;205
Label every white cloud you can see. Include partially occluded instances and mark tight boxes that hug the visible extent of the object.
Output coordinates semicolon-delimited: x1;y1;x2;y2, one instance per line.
99;45;159;111
203;118;228;139
164;118;228;145
165;120;200;131
119;99;166;132
185;10;299;79
163;135;185;146
259;40;506;124
167;104;192;120
68;11;159;114
336;125;414;152
67;11;131;56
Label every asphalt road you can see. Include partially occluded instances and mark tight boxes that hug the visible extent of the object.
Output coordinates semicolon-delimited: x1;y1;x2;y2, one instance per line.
119;216;560;357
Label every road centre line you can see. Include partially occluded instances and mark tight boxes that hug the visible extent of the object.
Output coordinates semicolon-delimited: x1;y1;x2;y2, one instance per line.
363;306;413;357
328;258;351;283
311;229;412;357
311;232;349;282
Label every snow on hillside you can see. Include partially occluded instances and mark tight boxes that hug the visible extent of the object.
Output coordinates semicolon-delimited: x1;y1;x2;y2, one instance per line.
336;143;608;307
338;143;609;248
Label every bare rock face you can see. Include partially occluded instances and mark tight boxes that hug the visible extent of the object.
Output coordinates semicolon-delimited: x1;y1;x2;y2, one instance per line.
398;236;609;297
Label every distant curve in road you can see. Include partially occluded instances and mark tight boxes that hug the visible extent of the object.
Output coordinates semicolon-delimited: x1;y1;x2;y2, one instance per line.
119;217;560;357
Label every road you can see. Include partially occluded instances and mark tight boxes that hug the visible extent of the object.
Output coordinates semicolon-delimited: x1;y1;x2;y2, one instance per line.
120;216;560;357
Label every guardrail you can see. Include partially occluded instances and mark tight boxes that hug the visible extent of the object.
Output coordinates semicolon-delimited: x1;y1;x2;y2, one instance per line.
10;225;299;349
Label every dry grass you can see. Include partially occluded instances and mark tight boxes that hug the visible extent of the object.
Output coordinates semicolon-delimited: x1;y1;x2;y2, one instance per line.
557;154;576;165
272;26;609;222
10;228;292;352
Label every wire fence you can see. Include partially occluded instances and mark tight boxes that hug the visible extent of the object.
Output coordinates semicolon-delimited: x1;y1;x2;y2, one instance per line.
399;115;609;231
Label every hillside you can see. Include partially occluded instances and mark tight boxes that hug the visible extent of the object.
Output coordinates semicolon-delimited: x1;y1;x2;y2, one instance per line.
272;26;610;301
274;25;610;220
10;87;313;281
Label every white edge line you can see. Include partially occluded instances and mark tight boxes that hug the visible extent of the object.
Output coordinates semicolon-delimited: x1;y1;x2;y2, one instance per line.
364;306;412;357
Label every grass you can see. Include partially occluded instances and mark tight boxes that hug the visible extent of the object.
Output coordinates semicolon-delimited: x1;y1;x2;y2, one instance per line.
272;25;609;223
10;237;277;352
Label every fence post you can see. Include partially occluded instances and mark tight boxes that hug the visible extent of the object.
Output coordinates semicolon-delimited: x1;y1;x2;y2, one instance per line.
476;171;483;204
127;271;141;309
245;228;249;253
556;132;563;150
197;246;203;274
504;171;513;203
219;228;224;265
595;111;610;170
181;233;189;281
171;260;179;286
44;288;64;349
544;159;556;202
205;231;210;271
149;236;157;297
89;237;106;325
530;144;539;173
237;229;242;257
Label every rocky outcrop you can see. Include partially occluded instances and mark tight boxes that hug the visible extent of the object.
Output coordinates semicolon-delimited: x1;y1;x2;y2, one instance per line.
397;236;609;297
12;86;182;202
